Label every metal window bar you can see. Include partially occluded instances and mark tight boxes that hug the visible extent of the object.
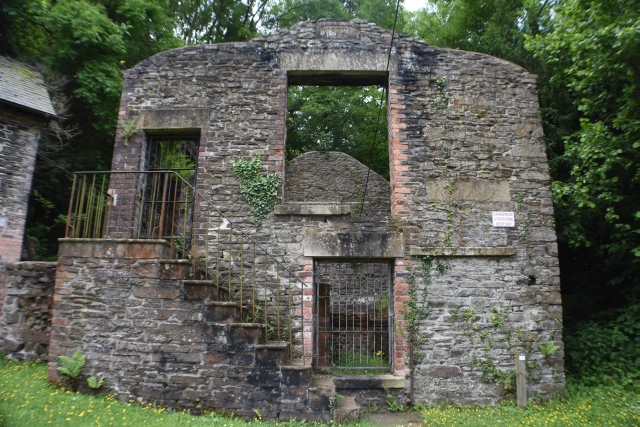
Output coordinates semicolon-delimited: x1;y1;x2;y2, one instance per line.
64;169;308;364
314;259;392;371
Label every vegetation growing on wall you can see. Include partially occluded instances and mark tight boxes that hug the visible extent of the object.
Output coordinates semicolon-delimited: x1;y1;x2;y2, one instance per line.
232;156;281;226
0;0;637;397
404;0;639;394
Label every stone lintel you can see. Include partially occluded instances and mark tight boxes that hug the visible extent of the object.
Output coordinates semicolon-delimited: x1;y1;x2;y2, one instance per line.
410;246;516;257
281;52;396;74
333;375;404;389
274;204;351;216
138;108;209;130
426;179;511;202
303;231;403;258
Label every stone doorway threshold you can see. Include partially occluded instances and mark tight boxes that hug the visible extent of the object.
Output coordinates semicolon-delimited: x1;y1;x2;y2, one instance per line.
311;374;407;422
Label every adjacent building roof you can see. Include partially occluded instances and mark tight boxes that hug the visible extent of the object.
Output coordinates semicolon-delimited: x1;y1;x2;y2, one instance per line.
0;56;56;117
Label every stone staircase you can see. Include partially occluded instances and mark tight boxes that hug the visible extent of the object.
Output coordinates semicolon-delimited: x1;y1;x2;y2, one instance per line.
155;258;325;420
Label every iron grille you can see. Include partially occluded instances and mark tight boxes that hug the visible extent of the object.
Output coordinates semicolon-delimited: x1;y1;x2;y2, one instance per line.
140;135;199;250
314;259;393;371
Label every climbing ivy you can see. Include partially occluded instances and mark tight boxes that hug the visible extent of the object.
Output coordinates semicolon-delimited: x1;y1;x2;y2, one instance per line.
450;305;543;394
232;156;281;226
402;256;434;367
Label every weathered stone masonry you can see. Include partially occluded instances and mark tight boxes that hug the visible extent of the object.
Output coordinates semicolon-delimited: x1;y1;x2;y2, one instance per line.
0;56;56;311
49;19;564;416
0;262;56;360
0;108;43;312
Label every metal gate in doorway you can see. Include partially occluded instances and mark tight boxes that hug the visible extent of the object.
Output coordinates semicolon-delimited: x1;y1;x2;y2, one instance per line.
314;259;393;371
139;135;199;254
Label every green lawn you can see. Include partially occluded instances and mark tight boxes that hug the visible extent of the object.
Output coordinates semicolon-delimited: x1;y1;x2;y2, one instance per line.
0;359;637;426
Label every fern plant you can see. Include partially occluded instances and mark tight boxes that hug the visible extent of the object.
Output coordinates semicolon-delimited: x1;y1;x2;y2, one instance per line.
56;350;86;391
539;341;560;362
87;376;104;389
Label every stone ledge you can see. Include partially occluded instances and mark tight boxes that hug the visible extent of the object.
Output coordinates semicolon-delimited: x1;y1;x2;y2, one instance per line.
274;204;351;216
59;238;169;245
333;375;404;389
409;246;516;257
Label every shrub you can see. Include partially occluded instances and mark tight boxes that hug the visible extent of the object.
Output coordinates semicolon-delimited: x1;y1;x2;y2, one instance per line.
564;304;639;390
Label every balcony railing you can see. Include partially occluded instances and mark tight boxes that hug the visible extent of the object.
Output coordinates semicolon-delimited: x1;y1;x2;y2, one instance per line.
65;170;307;361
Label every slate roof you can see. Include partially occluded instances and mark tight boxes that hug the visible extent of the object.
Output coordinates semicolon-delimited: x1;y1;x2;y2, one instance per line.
0;56;56;117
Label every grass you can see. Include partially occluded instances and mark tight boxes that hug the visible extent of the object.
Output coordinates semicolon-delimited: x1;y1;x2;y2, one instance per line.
418;386;639;427
1;357;638;426
329;351;391;375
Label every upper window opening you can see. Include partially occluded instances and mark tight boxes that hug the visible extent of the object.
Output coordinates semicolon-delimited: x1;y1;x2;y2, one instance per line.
147;134;199;184
286;83;389;180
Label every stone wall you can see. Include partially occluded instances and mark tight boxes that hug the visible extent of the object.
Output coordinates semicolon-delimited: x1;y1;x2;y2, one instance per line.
49;239;315;419
53;18;565;409
0;262;56;360
0;107;43;263
285;151;390;217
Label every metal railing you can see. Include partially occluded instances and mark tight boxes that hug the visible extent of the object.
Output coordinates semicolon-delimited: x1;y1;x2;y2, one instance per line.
65;171;307;362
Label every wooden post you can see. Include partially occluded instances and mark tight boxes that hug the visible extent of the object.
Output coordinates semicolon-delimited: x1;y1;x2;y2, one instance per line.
516;353;527;407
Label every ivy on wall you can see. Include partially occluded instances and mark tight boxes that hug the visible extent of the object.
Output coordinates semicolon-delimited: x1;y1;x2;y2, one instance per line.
232;156;281;225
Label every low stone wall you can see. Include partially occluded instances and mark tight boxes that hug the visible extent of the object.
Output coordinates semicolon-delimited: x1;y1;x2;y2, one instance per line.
0;261;56;360
285;151;391;217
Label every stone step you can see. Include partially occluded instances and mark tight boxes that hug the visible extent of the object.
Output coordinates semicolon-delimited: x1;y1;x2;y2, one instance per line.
281;363;313;388
333;395;361;423
159;259;192;279
308;375;335;412
255;342;289;366
228;322;266;345
183;280;230;301
203;301;244;322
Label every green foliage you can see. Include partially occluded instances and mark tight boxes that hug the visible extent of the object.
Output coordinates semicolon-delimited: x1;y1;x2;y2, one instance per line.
402;257;433;368
1;360;639;426
287;85;390;179
232;156;281;225
328;392;343;413
119;116;139;146
453;305;545;393
265;0;405;31
527;0;640;289
418;384;638;427
538;341;560;358
564;304;639;391
87;376;104;389
330;351;390;375
56;349;86;392
56;350;86;380
385;389;405;412
167;0;267;43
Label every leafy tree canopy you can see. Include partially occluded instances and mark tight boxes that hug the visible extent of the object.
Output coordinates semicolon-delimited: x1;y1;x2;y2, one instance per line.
527;0;640;286
287;85;389;179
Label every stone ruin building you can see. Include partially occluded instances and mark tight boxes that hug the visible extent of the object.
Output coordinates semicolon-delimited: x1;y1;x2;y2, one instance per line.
0;20;564;419
0;56;56;360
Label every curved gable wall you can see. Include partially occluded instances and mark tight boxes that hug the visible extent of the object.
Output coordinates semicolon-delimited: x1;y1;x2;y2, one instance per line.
55;19;564;408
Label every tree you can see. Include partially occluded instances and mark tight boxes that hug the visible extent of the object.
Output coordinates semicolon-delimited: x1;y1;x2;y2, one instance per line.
527;0;640;298
167;0;270;44
0;0;183;259
287;85;389;179
264;0;405;31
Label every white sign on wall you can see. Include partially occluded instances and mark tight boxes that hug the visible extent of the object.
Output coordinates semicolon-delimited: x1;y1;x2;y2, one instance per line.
492;211;515;227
